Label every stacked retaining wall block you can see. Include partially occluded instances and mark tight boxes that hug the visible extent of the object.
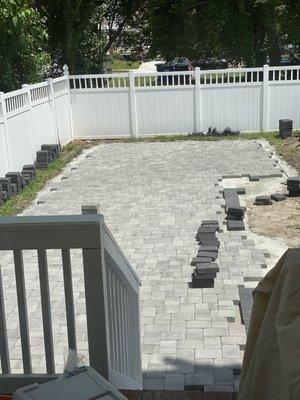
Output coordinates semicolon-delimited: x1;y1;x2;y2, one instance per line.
5;172;22;194
0;144;59;208
36;151;50;169
36;144;60;169
287;177;300;197
279;119;293;139
223;188;246;231
0;178;13;198
41;144;60;160
22;164;36;179
192;220;220;288
0;183;4;206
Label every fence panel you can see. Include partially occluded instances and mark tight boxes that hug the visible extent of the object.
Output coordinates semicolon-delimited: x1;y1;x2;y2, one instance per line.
268;82;300;131
0;121;9;177
136;87;194;135
5;94;35;172
201;85;262;132
52;77;72;145
69;65;300;137
30;82;57;149
71;90;131;138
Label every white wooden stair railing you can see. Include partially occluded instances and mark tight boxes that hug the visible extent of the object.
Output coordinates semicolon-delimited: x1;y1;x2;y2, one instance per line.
0;214;142;394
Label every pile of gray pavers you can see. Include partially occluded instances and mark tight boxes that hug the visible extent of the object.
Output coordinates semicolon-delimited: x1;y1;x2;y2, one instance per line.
36;144;60;169
0;144;59;206
223;187;246;231
254;176;300;205
191;220;220;288
0;166;36;206
287;176;300;197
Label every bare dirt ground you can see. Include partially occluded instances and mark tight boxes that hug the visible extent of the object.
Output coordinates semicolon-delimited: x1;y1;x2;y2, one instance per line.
246;135;300;249
247;196;300;248
275;134;300;173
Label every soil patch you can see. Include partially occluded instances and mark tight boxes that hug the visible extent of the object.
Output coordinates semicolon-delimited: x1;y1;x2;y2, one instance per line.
247;196;300;248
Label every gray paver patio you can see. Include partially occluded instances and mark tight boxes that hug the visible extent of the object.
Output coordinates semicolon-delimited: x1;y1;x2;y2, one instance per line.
0;140;282;391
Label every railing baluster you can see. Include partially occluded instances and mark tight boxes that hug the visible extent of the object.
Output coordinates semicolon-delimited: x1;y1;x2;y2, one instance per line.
13;250;32;374
124;288;131;377
111;269;120;372
116;276;124;373
106;267;115;370
82;248;109;379
37;249;55;374
0;266;10;374
120;283;127;375
61;249;76;351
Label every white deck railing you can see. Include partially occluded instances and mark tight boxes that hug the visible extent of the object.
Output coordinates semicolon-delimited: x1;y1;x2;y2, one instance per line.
0;214;142;393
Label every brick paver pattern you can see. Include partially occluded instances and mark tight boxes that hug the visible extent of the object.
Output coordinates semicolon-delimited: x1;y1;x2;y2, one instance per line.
0;140;281;391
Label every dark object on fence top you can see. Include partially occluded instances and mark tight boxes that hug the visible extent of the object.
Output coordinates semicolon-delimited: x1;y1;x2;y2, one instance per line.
156;57;194;72
193;57;229;70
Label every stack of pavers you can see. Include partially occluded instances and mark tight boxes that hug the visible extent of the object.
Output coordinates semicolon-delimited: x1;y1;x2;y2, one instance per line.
36;150;50;169
192;220;220;288
36;144;60;169
287;176;300;197
22;164;36;181
0;177;13;199
41;144;60;161
279;119;293;139
5;172;23;195
0;182;4;206
223;188;246;231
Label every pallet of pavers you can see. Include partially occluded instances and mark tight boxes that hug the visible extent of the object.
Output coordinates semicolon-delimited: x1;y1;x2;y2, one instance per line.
223;188;246;231
192;220;220;288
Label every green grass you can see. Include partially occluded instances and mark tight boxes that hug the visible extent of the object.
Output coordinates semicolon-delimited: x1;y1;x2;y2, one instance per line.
0;142;90;217
112;59;140;71
104;131;280;143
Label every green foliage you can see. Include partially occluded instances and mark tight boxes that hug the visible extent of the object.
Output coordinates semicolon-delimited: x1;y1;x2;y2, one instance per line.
0;0;50;91
37;0;101;74
145;0;300;66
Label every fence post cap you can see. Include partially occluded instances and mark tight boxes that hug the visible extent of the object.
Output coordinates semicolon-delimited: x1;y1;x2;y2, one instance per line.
63;65;69;76
22;84;30;88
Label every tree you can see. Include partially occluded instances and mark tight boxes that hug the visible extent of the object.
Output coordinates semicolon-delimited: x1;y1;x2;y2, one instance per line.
0;0;50;92
36;0;102;74
38;0;148;74
144;0;297;67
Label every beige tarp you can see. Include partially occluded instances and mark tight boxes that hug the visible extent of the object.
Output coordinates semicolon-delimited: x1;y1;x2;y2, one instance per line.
238;248;300;400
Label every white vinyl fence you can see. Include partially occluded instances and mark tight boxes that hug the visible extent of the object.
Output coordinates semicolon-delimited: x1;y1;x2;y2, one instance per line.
69;65;300;139
1;64;300;176
0;75;73;177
